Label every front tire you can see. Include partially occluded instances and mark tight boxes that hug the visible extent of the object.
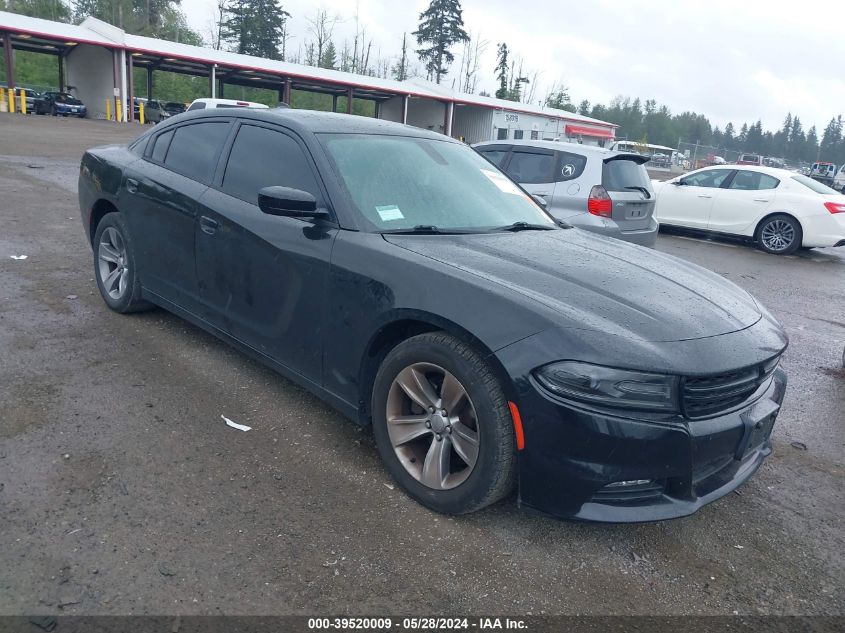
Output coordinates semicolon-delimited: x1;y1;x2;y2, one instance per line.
756;214;802;255
93;213;152;313
371;332;516;515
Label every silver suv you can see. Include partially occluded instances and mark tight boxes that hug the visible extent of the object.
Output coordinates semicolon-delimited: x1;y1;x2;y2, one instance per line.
474;140;659;247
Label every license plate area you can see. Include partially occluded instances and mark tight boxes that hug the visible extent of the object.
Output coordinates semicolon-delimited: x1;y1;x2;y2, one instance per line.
737;399;779;459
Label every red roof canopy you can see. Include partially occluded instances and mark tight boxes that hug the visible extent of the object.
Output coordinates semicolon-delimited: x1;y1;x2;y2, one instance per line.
565;124;615;139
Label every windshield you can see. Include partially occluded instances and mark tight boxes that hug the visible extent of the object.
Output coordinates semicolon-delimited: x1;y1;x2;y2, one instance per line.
55;93;79;103
792;175;841;194
320;134;555;232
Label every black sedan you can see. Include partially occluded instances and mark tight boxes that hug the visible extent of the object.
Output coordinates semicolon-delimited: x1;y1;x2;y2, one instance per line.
35;91;87;117
78;109;788;522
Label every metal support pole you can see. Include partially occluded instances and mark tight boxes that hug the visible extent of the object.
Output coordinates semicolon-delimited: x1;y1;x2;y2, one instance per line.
346;86;353;114
127;54;134;122
112;49;120;121
331;94;337;112
374;100;381;119
146;66;153;99
3;31;15;92
444;101;454;137
120;49;128;123
402;95;408;125
283;78;291;105
219;79;225;98
210;64;216;98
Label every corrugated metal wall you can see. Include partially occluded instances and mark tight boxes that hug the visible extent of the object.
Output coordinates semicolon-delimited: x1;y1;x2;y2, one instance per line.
452;106;494;144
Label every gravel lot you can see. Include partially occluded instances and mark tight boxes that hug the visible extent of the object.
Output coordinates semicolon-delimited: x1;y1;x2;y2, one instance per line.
0;114;843;617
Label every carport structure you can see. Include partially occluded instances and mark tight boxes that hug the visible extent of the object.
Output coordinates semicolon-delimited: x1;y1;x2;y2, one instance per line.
0;11;616;143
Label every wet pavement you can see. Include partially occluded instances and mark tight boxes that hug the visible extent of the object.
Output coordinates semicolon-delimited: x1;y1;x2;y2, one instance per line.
0;114;842;616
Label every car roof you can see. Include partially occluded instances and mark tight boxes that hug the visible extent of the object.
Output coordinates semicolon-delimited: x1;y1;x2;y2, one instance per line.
173;107;454;141
695;164;796;178
474;139;619;156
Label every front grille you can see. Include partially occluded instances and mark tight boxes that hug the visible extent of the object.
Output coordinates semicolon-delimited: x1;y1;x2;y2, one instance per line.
682;356;780;419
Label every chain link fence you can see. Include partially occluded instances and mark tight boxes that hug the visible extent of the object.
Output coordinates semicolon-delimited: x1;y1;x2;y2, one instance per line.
675;142;741;172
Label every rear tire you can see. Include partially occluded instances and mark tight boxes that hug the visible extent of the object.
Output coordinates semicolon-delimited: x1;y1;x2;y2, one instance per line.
92;213;152;314
371;332;516;515
756;214;802;255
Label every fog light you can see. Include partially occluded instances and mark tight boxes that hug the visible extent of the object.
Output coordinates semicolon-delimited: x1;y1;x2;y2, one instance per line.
606;479;653;487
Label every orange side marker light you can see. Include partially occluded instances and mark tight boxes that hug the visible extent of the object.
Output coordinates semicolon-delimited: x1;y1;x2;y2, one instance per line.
508;401;525;451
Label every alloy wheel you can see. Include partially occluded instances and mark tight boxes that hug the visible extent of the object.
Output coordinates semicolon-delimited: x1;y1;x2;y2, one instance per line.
97;227;129;300
385;362;480;490
760;219;795;252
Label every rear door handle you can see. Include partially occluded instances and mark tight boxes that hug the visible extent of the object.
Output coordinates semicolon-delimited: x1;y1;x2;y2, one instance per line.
753;198;771;202
199;215;219;235
698;194;713;198
126;178;139;194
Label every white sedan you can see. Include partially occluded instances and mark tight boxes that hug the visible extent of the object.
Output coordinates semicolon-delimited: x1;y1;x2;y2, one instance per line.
653;165;845;255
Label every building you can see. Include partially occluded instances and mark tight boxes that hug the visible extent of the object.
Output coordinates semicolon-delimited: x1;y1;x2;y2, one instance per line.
0;11;617;144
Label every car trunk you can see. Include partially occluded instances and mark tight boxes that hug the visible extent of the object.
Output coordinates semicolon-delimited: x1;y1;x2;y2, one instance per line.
602;155;655;231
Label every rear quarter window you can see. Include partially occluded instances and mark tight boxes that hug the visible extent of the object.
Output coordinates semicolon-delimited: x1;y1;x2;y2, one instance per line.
602;158;650;192
556;151;587;182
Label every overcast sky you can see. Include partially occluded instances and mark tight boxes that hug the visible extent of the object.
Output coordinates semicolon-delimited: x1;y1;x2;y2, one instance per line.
179;0;844;133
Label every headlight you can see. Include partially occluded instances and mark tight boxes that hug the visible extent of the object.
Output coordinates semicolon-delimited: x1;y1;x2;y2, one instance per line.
534;361;679;413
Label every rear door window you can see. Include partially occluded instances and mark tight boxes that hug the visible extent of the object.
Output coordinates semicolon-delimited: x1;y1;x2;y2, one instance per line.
556;151;587;182
728;171;780;191
149;129;174;163
505;150;556;184
602;158;651;192
164;121;230;183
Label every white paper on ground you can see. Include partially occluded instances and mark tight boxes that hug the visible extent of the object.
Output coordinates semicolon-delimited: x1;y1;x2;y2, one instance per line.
10;255;28;260
222;415;252;432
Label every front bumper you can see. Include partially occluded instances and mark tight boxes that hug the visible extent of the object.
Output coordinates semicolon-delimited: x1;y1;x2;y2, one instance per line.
513;369;785;522
496;319;789;523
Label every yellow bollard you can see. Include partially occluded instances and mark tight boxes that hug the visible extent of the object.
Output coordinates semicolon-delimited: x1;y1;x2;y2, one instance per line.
139;101;145;125
116;98;122;122
105;99;111;121
19;89;26;115
8;88;15;114
0;87;6;112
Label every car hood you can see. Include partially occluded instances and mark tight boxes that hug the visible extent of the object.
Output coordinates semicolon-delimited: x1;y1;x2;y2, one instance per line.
384;229;761;343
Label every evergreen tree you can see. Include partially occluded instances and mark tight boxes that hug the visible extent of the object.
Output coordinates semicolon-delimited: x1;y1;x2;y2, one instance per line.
222;0;290;60
412;0;469;84
320;40;337;69
577;99;590;116
7;0;70;22
544;85;573;112
494;43;508;99
805;126;819;162
820;117;842;160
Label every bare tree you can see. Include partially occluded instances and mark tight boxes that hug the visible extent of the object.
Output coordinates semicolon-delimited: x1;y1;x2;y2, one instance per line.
392;33;410;81
460;31;488;94
305;8;340;67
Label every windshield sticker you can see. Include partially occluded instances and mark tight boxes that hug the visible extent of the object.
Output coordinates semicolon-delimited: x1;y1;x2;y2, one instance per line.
481;169;522;196
376;205;404;221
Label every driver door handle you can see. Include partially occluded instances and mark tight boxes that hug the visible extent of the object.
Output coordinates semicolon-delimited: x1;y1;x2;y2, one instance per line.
200;215;219;235
126;178;139;194
698;194;713;198
753;198;771;202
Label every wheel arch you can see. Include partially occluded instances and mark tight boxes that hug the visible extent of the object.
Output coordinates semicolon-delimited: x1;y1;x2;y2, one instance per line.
753;210;805;245
88;199;120;245
356;311;517;426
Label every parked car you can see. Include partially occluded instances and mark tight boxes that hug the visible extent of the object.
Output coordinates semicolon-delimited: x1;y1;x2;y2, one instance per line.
186;97;269;111
810;161;837;187
34;91;87;117
736;153;763;166
133;98;164;123
78;109;788;522
653;165;845;254
834;164;845;193
474;140;658;247
0;85;41;112
161;101;187;117
648;152;671;168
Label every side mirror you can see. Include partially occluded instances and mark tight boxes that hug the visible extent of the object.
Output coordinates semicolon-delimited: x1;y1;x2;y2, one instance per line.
672;179;684;186
531;194;548;209
258;186;328;219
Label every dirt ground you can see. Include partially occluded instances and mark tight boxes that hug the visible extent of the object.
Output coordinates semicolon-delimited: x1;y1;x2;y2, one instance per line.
0;114;843;617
